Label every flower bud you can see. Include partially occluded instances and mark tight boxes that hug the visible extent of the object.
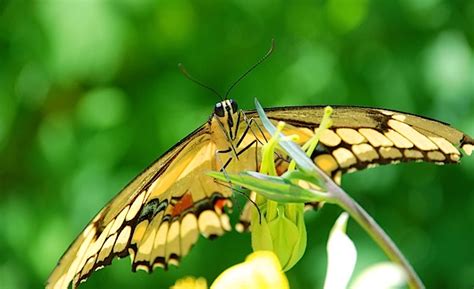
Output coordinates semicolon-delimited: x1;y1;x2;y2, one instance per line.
251;201;306;271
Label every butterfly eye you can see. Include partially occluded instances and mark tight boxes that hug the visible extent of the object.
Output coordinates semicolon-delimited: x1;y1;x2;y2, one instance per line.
230;99;238;112
214;102;225;117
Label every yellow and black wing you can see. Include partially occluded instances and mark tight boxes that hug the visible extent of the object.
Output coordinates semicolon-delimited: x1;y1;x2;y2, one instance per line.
234;105;473;231
48;104;473;288
47;124;233;289
253;105;473;180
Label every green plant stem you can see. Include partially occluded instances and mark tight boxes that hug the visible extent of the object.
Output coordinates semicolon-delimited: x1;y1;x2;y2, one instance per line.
323;184;425;289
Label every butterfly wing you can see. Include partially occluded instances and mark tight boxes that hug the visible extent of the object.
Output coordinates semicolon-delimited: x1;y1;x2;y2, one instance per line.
48;104;474;288
253;105;473;176
47;124;233;289
236;105;473;231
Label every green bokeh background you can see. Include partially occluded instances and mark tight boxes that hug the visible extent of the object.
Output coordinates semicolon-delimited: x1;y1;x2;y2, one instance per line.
1;1;473;288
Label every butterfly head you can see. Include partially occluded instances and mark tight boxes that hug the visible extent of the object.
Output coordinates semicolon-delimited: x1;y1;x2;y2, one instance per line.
213;99;240;140
214;99;238;117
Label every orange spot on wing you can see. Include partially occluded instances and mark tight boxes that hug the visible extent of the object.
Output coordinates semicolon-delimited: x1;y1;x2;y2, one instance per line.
215;199;227;211
276;162;289;176
171;193;194;217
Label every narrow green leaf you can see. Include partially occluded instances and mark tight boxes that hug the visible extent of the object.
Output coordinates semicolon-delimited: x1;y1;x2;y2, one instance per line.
255;98;318;174
208;171;326;203
282;170;327;190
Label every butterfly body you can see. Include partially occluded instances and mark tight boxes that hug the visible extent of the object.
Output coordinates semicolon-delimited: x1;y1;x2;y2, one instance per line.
47;100;473;289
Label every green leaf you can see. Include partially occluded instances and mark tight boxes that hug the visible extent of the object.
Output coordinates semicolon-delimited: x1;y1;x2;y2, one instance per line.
207;171;326;203
282;170;327;190
255;98;317;174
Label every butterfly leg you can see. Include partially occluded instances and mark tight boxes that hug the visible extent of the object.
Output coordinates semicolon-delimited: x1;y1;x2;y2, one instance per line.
215;120;261;171
236;111;267;147
237;112;290;170
214;147;233;171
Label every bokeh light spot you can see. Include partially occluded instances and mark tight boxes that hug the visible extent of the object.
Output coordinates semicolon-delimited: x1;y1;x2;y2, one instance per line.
327;0;369;33
152;0;195;50
37;2;127;82
77;87;128;130
29;217;70;278
281;44;335;102
423;31;473;101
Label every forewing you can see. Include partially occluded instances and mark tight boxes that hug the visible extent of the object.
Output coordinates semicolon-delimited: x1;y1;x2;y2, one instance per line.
248;105;473;178
47;125;233;289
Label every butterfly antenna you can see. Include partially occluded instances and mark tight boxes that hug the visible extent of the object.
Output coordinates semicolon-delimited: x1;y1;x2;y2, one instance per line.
224;39;275;100
178;63;223;101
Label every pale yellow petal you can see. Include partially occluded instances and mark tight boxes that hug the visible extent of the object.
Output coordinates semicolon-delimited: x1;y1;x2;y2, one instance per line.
211;251;289;289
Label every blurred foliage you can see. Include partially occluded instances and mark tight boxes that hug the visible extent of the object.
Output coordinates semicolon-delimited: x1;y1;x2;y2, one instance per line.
0;0;473;288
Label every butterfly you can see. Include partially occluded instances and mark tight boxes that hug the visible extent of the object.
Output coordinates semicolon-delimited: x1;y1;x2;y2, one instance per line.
46;98;473;289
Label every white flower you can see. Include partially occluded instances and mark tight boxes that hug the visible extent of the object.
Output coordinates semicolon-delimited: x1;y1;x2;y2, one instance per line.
323;213;407;289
